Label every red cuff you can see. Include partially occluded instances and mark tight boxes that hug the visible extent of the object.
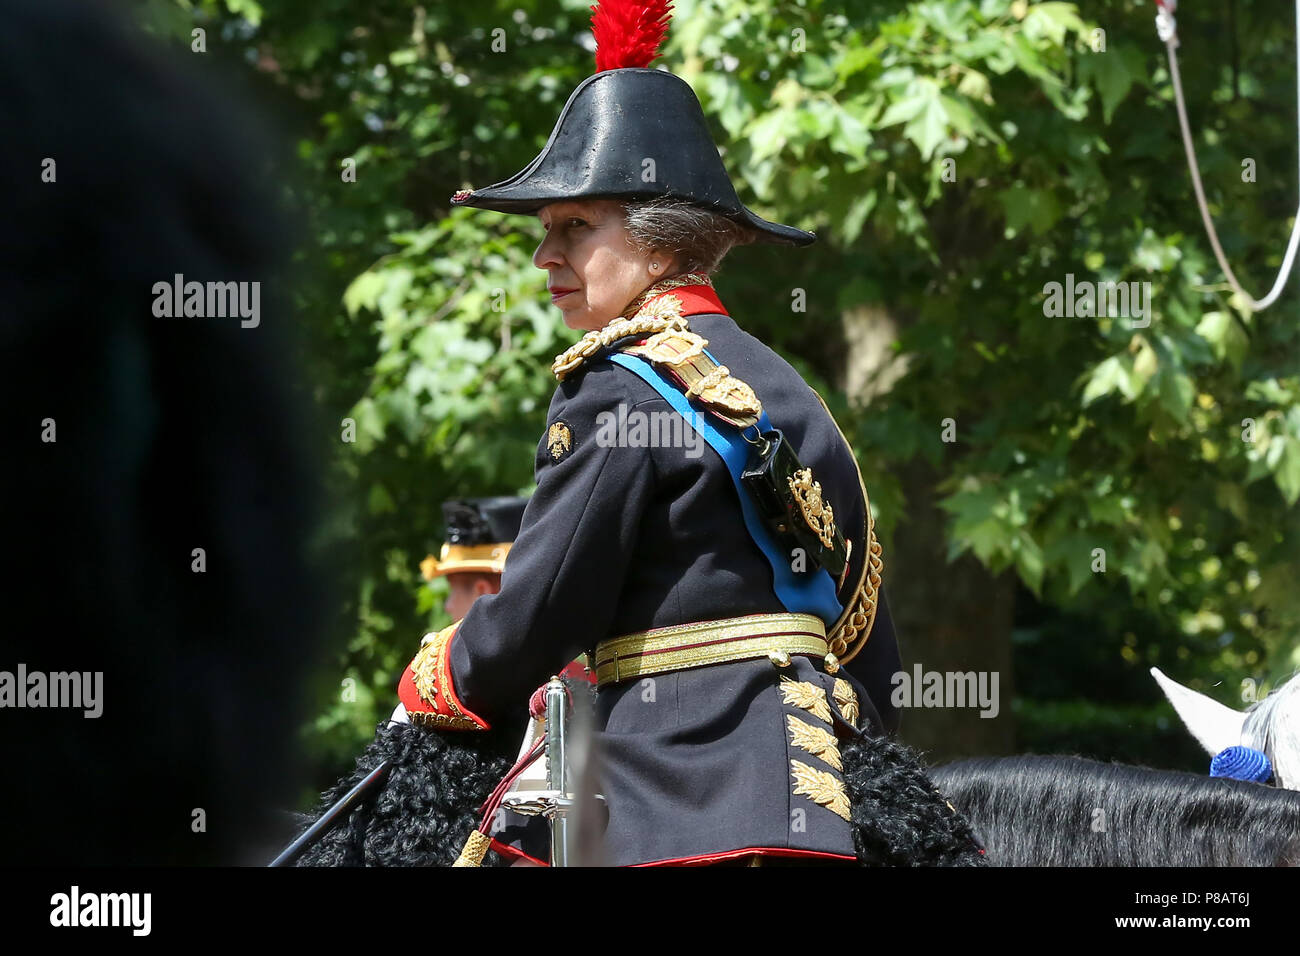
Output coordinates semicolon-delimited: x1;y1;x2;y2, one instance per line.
397;624;490;731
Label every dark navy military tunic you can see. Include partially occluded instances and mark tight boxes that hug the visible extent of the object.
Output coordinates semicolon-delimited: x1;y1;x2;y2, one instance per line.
448;310;902;865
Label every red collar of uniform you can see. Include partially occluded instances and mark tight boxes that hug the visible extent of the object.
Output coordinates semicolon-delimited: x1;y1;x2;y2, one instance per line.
665;284;729;318
625;275;729;319
639;282;733;319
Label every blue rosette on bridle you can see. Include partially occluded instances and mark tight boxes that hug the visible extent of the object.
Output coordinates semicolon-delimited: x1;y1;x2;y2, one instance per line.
1209;745;1273;784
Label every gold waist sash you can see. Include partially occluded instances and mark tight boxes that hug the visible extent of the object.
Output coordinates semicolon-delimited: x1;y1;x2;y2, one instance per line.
593;612;828;687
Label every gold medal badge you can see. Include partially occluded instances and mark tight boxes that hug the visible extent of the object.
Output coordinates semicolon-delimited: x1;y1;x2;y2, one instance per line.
547;420;574;462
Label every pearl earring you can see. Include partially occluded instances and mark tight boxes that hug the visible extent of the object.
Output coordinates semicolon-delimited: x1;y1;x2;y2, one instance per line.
650;262;661;272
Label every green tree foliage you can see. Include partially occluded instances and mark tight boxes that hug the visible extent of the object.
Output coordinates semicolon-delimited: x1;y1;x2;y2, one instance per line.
142;0;1299;779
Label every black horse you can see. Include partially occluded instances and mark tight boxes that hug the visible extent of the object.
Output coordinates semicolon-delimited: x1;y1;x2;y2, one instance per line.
932;754;1300;866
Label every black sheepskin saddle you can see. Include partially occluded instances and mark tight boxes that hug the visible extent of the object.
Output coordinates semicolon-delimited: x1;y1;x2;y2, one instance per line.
296;723;985;867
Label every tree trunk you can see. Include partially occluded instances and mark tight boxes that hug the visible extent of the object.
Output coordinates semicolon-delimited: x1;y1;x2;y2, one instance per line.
887;460;1018;761
842;304;1017;762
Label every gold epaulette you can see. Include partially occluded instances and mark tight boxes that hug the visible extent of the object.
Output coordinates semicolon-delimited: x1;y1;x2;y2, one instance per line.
621;328;762;428
550;310;763;428
551;311;690;381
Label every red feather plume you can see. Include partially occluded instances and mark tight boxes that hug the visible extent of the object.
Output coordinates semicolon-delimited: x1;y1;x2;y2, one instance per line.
590;0;674;72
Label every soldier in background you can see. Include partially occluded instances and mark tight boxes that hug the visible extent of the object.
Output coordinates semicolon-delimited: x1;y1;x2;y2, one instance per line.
386;496;593;727
297;497;581;866
422;498;528;624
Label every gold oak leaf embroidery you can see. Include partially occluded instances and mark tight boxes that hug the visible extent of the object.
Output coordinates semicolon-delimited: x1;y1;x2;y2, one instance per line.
411;629;449;706
786;714;843;771
833;678;860;727
790;759;851;821
779;677;833;724
633;292;686;324
547;421;573;462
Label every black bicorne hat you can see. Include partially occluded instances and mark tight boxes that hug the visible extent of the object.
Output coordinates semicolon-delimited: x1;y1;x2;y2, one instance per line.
450;1;815;248
420;496;529;579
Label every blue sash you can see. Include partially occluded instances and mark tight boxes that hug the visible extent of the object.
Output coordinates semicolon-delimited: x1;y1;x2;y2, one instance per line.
608;351;843;628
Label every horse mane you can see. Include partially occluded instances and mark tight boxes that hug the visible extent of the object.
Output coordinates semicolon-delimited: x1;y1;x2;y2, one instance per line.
931;754;1300;866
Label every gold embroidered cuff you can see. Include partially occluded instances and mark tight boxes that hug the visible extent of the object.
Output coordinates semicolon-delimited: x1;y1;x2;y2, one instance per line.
403;624;489;731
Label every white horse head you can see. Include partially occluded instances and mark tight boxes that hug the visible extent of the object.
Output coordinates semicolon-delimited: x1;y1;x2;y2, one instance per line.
1152;667;1300;790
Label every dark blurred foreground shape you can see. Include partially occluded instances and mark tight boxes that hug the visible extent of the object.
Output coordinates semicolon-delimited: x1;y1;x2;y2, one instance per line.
0;0;329;864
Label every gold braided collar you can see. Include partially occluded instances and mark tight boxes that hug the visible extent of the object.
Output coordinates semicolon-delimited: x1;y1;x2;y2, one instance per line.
551;272;714;381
